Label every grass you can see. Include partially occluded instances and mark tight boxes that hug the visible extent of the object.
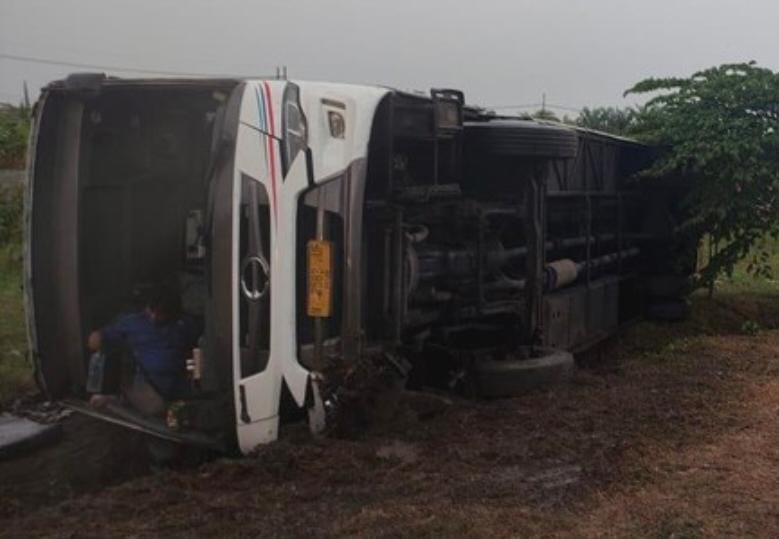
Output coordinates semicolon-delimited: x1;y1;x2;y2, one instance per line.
711;237;779;336
0;247;30;405
0;104;30;169
0;181;31;406
718;234;779;295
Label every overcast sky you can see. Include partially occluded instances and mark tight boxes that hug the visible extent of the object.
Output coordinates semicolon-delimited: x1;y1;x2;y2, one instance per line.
2;0;779;115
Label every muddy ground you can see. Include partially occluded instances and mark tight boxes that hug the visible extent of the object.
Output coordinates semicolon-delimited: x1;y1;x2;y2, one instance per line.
2;294;779;538
0;413;152;518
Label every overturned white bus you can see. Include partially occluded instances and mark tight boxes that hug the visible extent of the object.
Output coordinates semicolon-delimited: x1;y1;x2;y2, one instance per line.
25;74;691;454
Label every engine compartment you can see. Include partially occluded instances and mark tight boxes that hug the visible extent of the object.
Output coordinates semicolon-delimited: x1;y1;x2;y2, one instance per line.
358;91;689;393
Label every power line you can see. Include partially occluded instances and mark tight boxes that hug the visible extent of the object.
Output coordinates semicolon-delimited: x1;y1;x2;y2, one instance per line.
0;52;253;78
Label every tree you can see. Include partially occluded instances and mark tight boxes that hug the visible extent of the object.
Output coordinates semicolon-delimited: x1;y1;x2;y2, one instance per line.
573;106;639;136
626;62;779;286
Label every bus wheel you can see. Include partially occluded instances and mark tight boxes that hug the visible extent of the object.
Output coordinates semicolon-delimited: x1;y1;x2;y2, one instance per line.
465;121;579;160
474;347;575;397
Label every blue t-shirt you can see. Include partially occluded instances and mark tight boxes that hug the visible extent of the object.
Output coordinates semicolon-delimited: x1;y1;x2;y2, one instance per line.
102;312;197;398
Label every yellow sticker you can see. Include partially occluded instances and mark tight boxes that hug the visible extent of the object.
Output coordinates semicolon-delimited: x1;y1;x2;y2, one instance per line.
307;239;333;318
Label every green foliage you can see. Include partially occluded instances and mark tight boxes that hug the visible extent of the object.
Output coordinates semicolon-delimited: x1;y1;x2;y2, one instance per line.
722;235;779;292
573;106;640;136
626;62;779;287
0;103;31;169
0;183;24;249
531;108;560;122
740;320;762;335
0;244;30;405
0;182;29;404
0;181;24;272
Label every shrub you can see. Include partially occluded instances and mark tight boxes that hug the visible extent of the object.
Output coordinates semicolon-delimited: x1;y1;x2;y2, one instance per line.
627;62;779;288
0;104;31;169
0;182;24;253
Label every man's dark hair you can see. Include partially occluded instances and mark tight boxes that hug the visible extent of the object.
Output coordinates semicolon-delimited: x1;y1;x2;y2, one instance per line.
145;284;182;320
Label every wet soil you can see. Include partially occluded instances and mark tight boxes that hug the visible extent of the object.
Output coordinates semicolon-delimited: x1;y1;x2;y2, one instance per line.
0;414;151;519
3;296;779;537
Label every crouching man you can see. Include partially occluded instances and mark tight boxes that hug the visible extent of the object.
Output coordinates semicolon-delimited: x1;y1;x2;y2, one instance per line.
87;285;197;416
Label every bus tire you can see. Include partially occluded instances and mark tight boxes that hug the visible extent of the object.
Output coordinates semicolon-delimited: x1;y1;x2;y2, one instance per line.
474;348;575;397
465;121;578;160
